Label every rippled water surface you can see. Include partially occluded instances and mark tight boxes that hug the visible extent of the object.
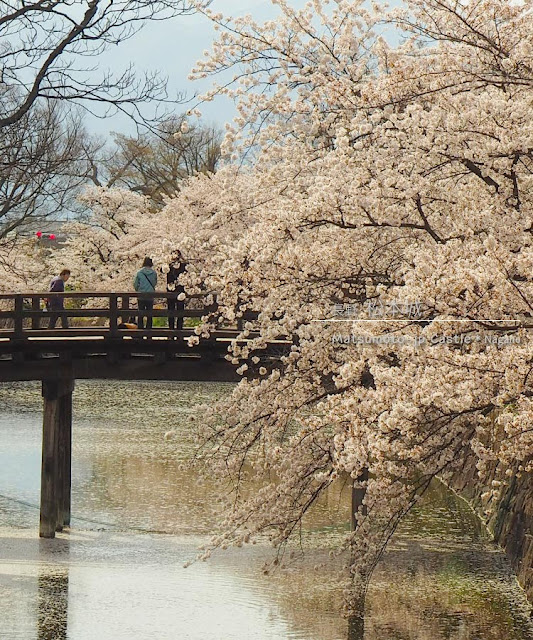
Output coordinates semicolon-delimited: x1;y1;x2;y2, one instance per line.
0;381;531;640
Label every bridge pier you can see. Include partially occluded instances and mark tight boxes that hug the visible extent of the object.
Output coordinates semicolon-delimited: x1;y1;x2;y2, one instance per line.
40;378;74;538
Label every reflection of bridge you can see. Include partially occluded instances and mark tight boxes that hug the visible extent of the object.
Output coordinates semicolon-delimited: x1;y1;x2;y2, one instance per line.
0;292;289;538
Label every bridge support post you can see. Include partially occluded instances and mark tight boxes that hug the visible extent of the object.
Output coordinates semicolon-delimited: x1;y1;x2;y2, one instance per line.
57;388;73;530
351;467;368;532
40;378;74;538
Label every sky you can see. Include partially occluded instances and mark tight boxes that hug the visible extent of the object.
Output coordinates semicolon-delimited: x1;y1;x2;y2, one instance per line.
89;0;309;136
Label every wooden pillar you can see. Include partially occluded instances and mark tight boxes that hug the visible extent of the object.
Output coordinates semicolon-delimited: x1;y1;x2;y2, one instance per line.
109;294;118;337
31;296;41;330
351;467;369;531
14;295;24;339
57;392;73;529
120;295;130;324
40;378;74;538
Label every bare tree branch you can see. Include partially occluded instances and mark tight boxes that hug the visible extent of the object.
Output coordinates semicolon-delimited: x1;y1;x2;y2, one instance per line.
0;0;210;130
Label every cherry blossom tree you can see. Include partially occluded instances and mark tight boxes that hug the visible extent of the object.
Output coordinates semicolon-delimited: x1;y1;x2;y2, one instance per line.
41;164;255;291
35;0;533;613
183;0;533;610
0;0;214;288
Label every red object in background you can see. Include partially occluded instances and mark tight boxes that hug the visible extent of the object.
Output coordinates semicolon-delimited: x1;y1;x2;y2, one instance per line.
36;231;42;238
48;234;56;240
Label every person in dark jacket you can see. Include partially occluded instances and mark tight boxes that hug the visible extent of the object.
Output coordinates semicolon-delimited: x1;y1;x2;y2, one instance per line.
134;257;157;330
167;252;186;331
47;269;71;329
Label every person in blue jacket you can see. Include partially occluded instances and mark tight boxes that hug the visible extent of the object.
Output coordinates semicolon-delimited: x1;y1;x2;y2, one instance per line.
134;257;157;330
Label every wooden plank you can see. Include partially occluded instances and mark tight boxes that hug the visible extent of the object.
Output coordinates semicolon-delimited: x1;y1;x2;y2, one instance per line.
0;336;291;361
0;334;290;353
26;310;113;318
23;329;109;337
0;356;240;383
0;291;213;300
20;328;190;338
23;308;213;319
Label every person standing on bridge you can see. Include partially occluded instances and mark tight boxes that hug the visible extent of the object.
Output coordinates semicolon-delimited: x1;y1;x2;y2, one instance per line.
166;251;186;332
134;257;157;330
46;269;71;329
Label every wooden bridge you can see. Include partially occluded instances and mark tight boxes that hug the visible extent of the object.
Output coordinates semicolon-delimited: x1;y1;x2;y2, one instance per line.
0;291;276;381
0;291;288;538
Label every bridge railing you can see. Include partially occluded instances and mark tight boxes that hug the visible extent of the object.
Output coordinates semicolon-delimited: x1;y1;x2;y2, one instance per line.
0;291;257;339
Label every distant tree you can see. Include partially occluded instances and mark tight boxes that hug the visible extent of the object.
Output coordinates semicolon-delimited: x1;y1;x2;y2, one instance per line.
89;117;223;206
0;92;96;237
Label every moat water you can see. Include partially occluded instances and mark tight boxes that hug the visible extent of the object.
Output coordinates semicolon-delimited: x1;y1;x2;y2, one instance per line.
0;381;531;640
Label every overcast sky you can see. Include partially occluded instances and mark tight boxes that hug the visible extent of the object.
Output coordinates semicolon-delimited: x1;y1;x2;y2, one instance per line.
90;0;309;136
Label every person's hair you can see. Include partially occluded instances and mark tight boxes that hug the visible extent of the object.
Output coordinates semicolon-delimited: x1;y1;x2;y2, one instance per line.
142;257;153;268
59;269;71;277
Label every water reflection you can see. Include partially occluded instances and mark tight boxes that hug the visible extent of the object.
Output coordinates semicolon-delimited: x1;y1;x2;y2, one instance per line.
0;381;531;640
71;452;352;537
37;537;70;640
347;615;364;640
38;568;68;640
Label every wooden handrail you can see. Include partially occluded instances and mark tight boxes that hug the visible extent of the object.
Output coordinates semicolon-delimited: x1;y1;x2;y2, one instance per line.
0;291;262;339
0;291;215;300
